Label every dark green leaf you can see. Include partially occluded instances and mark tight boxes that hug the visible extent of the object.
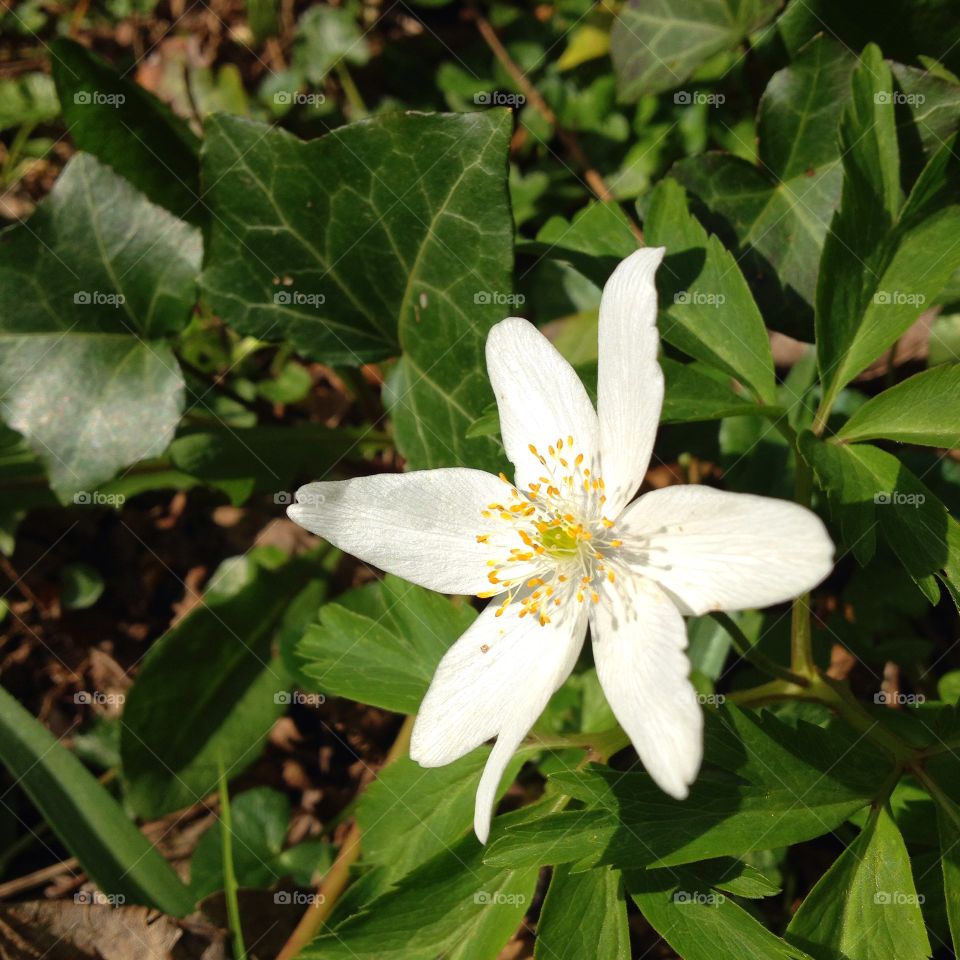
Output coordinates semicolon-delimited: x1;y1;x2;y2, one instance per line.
786;806;930;960
0;72;58;130
610;0;781;99
121;548;312;818
0;153;199;499
0;684;193;915
661;358;777;422
294;575;476;714
200;111;513;473
50;39;201;222
643;178;777;403
937;802;960;956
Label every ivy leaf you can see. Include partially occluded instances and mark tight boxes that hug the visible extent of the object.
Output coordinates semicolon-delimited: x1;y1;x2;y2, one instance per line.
293;575;476;714
535;866;630;960
200;111;513;473
643;178;777;404
121;549;312;818
835;365;960;446
0;153;199;499
50;38;201;223
610;0;781;100
786;806;930;960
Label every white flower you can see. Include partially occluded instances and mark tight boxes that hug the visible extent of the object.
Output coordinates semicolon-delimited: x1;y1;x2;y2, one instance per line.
288;248;835;842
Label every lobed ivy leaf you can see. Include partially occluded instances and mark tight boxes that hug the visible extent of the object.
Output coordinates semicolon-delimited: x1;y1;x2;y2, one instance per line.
200;110;514;473
0;153;199;500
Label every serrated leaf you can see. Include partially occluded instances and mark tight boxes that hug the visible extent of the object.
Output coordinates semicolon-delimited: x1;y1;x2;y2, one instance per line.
627;866;814;960
643;179;777;403
0;685;193;916
786;806;930;960
294;575;476;714
200;111;513;473
610;0;781;100
486;708;888;870
0;153;199;499
535;865;629;960
50;39;201;222
121;549;311;818
302;807;540;960
661;358;777;422
835;364;960;446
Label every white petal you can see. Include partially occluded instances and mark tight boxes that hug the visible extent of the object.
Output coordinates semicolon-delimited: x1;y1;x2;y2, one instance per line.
486;317;600;504
591;570;702;798
410;587;588;841
287;469;537;596
597;248;666;516
617;485;835;615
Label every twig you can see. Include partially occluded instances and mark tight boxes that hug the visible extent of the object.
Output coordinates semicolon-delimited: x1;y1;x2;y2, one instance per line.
275;715;415;960
0;857;80;899
468;8;644;243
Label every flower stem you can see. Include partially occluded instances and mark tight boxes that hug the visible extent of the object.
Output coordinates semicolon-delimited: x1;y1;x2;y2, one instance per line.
790;458;819;679
218;755;247;960
709;612;809;686
275;715;414;960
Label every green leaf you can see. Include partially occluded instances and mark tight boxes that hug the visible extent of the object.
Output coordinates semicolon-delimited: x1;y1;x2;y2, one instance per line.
937;803;960;956
535;865;630;960
610;0;781;99
59;562;105;610
643;178;777;403
835;365;960;446
190;787;332;900
200;111;513;473
486;708;889;870
661;358;777;422
302;806;540;959
627;865;814;960
0;153;200;499
120;548;312;818
357;749;527;888
800;433;960;602
293;6;369;84
0;684;193;916
786;806;930;960
295;575;476;714
0;72;58;130
50;39;201;222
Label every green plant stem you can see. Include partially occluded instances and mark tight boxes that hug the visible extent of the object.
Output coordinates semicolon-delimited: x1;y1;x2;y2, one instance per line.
218;756;247;960
335;62;367;117
709;612;809;686
790;459;818;679
911;763;960;831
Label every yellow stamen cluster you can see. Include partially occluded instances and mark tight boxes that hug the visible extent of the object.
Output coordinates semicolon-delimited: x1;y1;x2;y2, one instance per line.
475;436;623;626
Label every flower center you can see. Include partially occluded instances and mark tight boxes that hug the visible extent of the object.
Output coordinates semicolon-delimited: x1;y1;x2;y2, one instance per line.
474;436;623;626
